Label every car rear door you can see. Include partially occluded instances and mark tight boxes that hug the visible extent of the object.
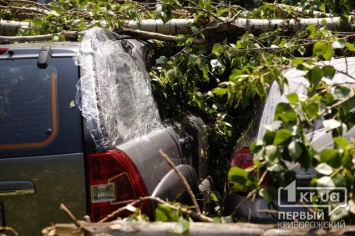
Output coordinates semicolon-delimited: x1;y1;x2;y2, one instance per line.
0;50;86;236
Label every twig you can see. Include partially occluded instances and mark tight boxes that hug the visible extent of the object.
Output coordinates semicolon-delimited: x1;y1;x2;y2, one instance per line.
60;204;82;229
0;34;52;42
159;149;202;214
277;4;333;18
229;189;257;217
0;5;49;15
0;31;79;42
115;27;207;44
0;226;19;236
248;190;257;222
8;0;51;11
99;196;213;223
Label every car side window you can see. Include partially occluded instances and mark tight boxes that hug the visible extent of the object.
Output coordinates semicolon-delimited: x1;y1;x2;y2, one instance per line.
0;64;57;149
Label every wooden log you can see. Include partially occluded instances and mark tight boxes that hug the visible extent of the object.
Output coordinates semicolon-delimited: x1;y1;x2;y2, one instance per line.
41;221;355;236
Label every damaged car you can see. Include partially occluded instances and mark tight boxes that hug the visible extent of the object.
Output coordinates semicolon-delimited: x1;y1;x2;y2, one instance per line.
0;28;211;235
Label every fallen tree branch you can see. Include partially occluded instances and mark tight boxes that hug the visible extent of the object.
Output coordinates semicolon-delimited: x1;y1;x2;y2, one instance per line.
232;17;343;32
100;196;213;223
1;16;352;37
60;204;82;229
277;4;333;17
2;0;51;11
0;5;49;15
124;19;194;35
159;149;202;215
115;27;207;44
0;226;19;236
0;31;79;42
42;221;355;236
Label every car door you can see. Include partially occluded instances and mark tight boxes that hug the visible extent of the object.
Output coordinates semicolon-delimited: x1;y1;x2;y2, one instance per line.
0;51;86;236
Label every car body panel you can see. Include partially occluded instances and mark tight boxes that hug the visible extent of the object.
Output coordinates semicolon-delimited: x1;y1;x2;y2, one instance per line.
0;154;86;236
0;46;86;235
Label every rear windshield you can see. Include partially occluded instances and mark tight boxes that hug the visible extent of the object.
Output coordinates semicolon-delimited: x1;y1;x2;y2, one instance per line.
0;61;57;149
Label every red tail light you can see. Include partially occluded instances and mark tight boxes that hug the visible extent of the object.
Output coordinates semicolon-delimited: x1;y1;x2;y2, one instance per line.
87;148;152;222
229;147;272;191
0;48;9;55
229;147;253;169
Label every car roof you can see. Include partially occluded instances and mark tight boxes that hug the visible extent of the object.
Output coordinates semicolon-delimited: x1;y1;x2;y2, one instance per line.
0;41;80;59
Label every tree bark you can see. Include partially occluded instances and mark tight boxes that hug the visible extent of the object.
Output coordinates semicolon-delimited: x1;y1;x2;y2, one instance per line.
0;17;350;37
42;221;355;236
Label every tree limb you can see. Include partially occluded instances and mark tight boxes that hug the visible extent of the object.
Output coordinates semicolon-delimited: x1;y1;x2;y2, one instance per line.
99;196;213;223
0;5;49;15
0;31;79;42
115;27;207;44
159;150;201;214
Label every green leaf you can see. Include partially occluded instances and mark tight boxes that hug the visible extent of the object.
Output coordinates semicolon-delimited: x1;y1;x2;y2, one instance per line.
322;65;336;80
313;42;333;60
298;144;313;170
332;39;346;49
341;96;355;112
173;217;190;234
306;66;324;88
315;163;333;175
156;56;167;65
265;145;277;162
274;103;297;125
155;205;176;222
259;187;277;204
177;34;186;46
212;87;227;96
320;149;341;168
286;93;299;104
212;43;223;55
221;216;233;223
210;59;225;75
333;137;348;149
306;24;317;38
288;141;302;161
304;102;319;118
334;86;351;99
229;69;243;82
267;163;283;172
298;46;306;56
188;54;199;65
32;18;43;27
210;191;219;202
292;58;304;65
263;129;276;145
345;42;355;51
228;166;248;192
273;129;292;146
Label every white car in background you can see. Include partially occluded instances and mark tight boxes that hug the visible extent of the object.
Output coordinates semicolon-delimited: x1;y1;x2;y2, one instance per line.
224;57;355;222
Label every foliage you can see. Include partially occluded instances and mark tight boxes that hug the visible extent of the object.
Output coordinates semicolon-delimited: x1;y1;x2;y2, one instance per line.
1;0;355;225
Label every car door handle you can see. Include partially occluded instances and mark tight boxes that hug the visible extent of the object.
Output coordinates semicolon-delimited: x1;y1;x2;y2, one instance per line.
0;181;35;197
